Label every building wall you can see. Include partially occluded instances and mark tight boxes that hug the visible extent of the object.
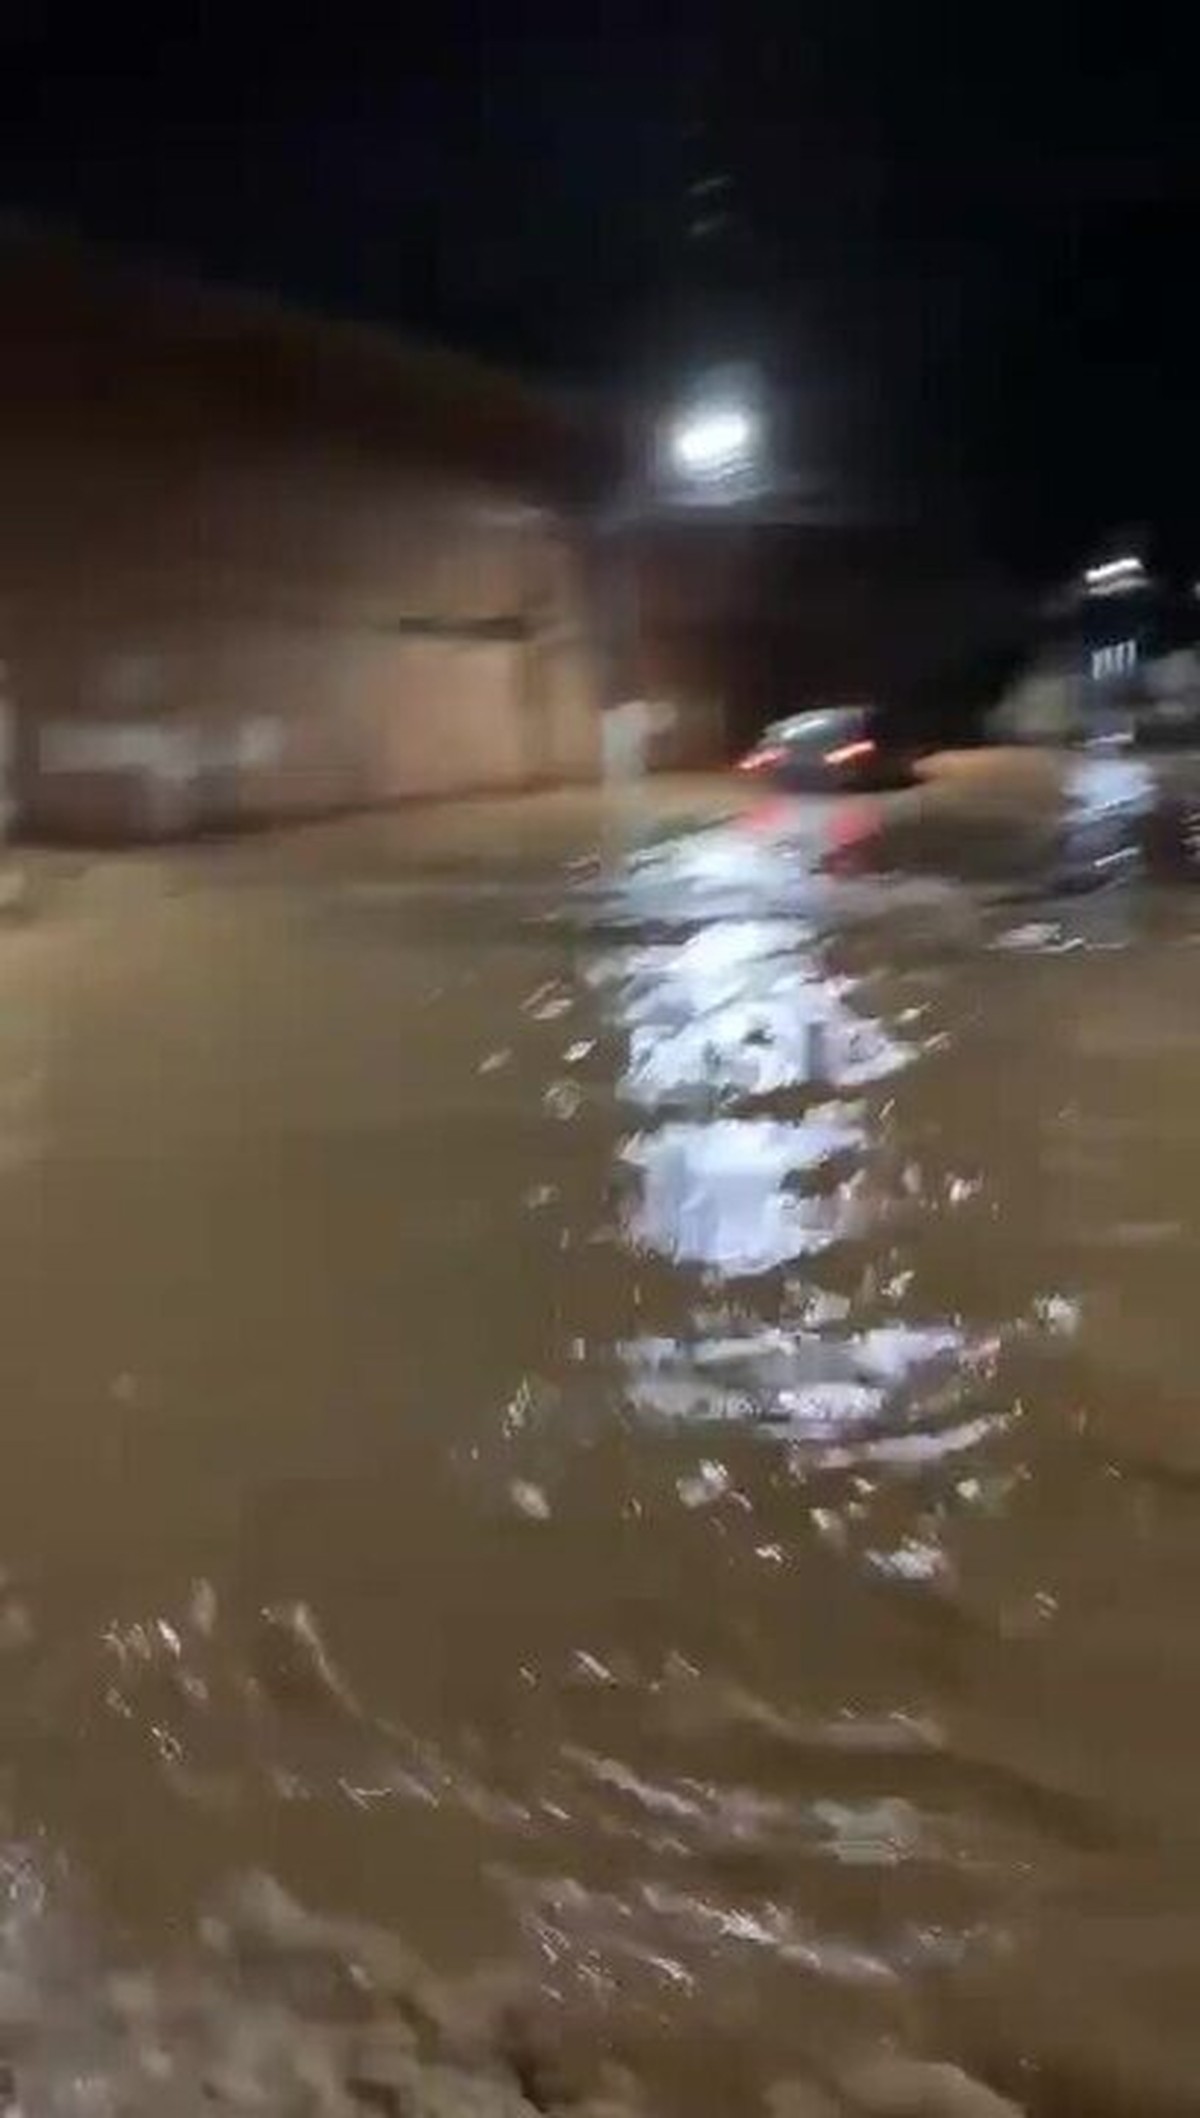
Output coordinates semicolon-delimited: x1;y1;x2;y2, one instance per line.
0;240;602;838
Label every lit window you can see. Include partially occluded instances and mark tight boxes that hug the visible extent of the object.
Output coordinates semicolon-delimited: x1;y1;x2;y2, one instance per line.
1091;640;1137;680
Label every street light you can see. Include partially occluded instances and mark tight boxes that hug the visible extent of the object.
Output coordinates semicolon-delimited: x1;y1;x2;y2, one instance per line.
668;399;760;484
600;372;767;757
673;398;757;480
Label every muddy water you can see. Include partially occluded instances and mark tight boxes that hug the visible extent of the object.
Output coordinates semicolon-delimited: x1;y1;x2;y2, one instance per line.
1;787;1199;2113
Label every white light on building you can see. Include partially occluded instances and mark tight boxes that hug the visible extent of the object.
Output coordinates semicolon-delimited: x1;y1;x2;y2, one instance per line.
1083;555;1146;596
1090;639;1138;680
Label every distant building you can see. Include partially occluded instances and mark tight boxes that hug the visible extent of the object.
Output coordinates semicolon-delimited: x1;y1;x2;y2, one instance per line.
0;234;605;838
990;554;1200;747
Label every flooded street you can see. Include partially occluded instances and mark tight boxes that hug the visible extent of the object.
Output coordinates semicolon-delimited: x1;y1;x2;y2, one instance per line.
1;772;1200;2114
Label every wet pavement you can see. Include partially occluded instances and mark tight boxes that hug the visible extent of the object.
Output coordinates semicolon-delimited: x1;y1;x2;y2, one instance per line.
1;766;1200;2114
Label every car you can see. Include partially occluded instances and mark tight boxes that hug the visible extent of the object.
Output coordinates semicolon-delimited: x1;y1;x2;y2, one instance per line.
737;704;919;791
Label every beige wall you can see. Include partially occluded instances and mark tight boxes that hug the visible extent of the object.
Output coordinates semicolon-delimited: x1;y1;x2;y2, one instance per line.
0;242;603;839
17;603;602;839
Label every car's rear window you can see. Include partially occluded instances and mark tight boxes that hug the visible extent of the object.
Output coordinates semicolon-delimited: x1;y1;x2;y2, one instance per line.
769;707;869;749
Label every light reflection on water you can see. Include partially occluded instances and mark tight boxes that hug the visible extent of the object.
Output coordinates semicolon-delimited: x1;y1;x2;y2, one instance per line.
623;1113;867;1274
589;916;911;1108
616;1320;981;1442
592;821;967;1447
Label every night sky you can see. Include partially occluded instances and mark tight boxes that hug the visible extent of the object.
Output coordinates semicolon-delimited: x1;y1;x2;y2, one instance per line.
2;2;1197;576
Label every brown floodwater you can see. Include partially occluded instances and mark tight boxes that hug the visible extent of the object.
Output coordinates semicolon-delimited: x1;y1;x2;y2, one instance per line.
1;777;1199;2114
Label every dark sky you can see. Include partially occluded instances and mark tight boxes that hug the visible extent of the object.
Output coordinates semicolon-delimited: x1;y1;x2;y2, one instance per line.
2;2;1197;573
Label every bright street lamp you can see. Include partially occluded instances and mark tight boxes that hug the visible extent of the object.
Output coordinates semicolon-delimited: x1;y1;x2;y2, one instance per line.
599;371;768;732
669;399;760;484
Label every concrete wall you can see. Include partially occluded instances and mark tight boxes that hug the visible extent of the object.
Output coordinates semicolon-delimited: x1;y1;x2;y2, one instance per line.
0;240;602;838
15;596;601;840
